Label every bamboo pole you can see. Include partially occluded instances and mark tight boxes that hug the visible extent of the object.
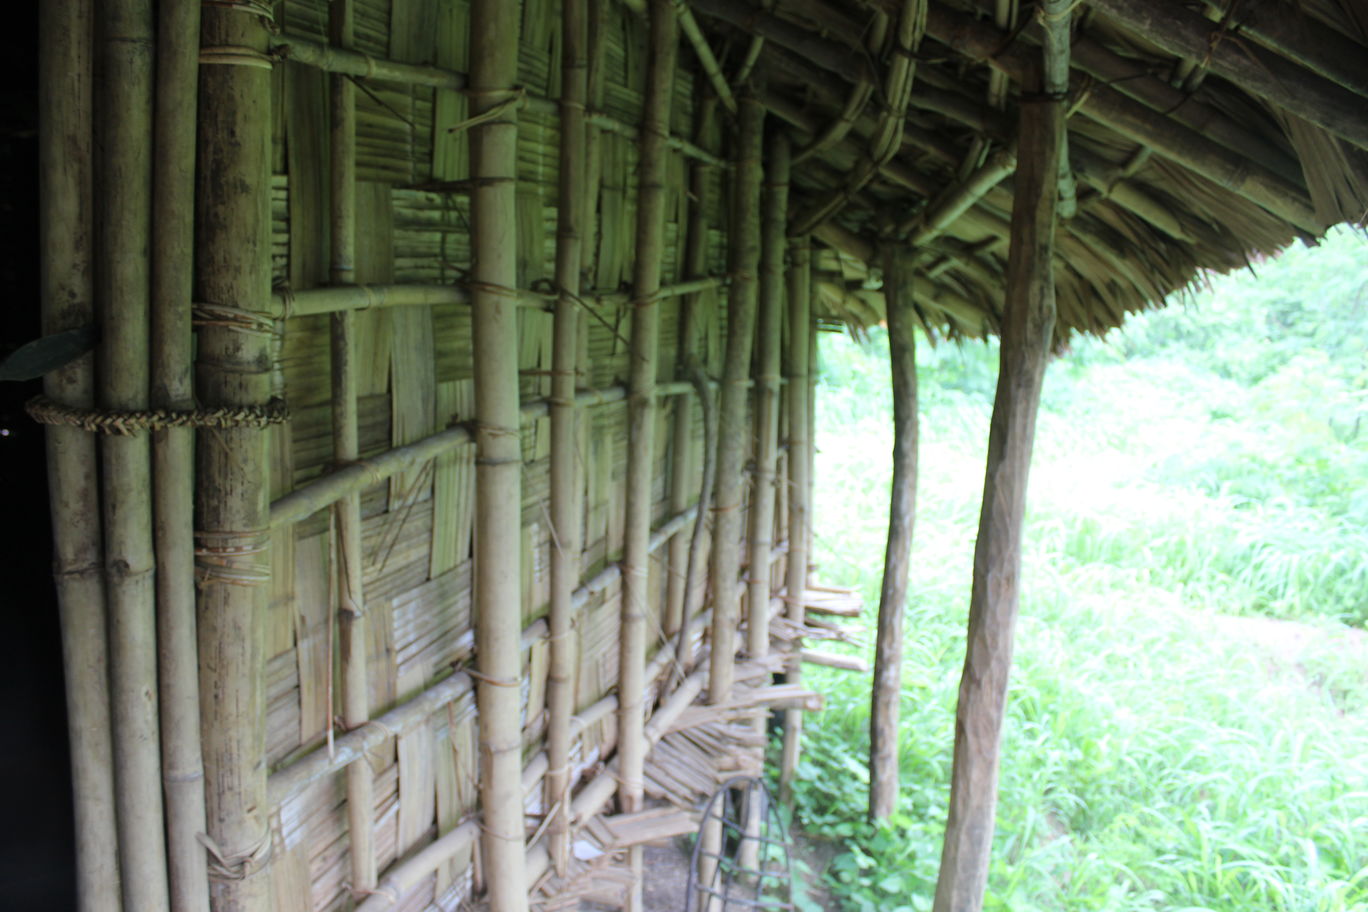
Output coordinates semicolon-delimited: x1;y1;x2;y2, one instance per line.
39;2;120;909
151;0;210;908
546;0;589;878
99;2;171;909
932;95;1060;912
673;1;737;114
667;98;718;662
745;131;788;660
868;249;918;822
195;4;274;909
620;5;678;908
778;238;811;806
708;91;765;705
469;1;528;907
327;0;377;896
1039;0;1076;218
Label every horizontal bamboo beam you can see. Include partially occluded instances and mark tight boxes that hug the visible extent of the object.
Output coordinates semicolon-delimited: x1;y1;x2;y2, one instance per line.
269;33;729;169
802;649;868;672
903;147;1017;246
1087;0;1368;153
354;821;481;912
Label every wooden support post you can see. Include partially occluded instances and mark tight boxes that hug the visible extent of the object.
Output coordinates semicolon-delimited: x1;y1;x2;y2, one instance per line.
152;1;210;909
99;2;171;909
868;249;918;822
707;92;764;705
778;238;812;806
469;2;528;909
39;2;120;909
196;3;274;909
931;94;1060;912
620;5;678;908
546;0;589;879
326;0;377;897
745;130;788;662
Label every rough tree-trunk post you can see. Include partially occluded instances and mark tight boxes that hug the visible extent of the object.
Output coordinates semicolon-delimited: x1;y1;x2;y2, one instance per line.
195;3;275;910
931;92;1061;912
547;0;589;879
152;1;210;908
868;248;918;822
778;238;812;806
38;2;121;908
620;5;678;908
469;2;529;909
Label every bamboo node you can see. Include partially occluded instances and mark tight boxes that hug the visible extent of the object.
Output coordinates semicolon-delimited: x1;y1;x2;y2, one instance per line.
26;395;289;436
196;827;272;882
199;46;275;70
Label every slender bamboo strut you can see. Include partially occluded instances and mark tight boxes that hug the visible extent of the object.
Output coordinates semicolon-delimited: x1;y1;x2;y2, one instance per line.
39;3;120;909
869;248;919;822
1039;0;1076;218
932;94;1061;912
778;238;812;806
327;0;377;896
151;0;210;908
708;92;765;706
620;7;678;906
195;5;274;909
546;0;589;877
99;3;171;909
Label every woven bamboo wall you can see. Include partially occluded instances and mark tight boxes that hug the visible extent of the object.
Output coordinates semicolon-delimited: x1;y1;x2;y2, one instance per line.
262;2;771;909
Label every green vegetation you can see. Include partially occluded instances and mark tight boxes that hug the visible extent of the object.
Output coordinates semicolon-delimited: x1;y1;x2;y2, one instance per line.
786;229;1368;911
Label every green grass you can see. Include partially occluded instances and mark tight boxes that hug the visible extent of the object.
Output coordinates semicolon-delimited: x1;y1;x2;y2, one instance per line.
786;229;1368;911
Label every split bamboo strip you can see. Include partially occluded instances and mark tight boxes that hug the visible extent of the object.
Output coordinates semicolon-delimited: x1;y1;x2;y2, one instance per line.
666;98;719;650
270;382;700;528
745;131;788;660
778;238;811;806
620;8;678;906
328;0;377;896
469;1;529;906
869;249;918;822
546;0;590;877
195;4;274;909
932;96;1060;912
802;650;868;672
99;3;170;909
708;92;765;704
152;0;209;908
39;2;119;908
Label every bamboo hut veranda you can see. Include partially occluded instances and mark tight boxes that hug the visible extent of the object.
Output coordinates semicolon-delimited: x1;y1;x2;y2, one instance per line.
26;0;1368;910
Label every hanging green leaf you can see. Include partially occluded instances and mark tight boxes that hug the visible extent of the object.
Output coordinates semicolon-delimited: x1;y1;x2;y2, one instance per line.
0;325;98;381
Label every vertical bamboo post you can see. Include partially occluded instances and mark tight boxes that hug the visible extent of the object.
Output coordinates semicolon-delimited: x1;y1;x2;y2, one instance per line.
777;238;811;806
546;0;589;879
582;0;609;291
1041;0;1077;217
39;3;121;909
669;97;719;674
152;1;210;909
99;2;171;909
868;248;919;822
327;0;378;896
196;4;275;909
469;2;528;909
707;91;764;705
745;130;788;660
620;4;678;908
931;94;1060;912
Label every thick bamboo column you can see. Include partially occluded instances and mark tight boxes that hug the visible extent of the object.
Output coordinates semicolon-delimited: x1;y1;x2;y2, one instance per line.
469;2;528;909
39;3;120;909
778;238;812;806
546;0;589;879
195;4;275;910
152;1;210;909
327;0;378;896
745;131;788;661
620;5;678;909
707;92;765;705
868;249;918;822
1039;0;1076;218
99;3;171;909
931;95;1060;912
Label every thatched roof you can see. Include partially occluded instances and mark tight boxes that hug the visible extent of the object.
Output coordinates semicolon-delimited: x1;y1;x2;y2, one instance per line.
676;0;1368;340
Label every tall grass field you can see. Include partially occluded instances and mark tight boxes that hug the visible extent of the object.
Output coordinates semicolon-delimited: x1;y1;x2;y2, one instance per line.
784;229;1368;911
